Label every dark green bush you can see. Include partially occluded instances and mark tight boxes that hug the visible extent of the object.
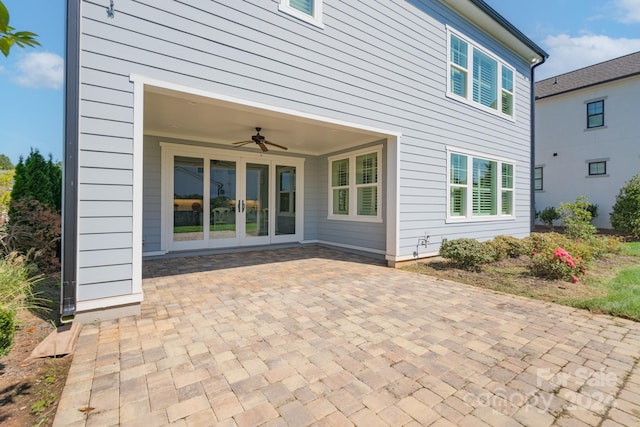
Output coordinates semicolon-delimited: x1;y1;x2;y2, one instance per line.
539;206;560;230
0;306;16;357
439;238;495;271
610;174;640;238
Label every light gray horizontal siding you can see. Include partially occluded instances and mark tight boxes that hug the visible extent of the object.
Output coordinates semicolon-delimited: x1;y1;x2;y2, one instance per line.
80;167;133;185
77;280;132;301
79;217;132;234
79;0;535;301
78;264;131;285
78;232;132;250
79;248;133;268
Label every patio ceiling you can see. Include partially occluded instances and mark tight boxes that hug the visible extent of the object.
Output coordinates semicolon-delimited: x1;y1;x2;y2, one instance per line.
143;86;389;156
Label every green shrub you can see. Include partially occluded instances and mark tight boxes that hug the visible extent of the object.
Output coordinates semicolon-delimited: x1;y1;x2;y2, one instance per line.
588;235;623;258
530;247;585;282
559;196;597;241
0;306;15;356
610;174;640;238
489;235;527;260
439;238;495;271
539;207;561;230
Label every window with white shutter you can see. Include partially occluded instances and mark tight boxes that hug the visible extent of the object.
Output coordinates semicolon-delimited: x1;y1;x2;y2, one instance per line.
447;28;516;119
447;149;515;221
328;146;382;222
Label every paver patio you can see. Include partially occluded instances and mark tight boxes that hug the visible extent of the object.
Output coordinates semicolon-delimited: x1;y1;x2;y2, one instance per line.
53;246;640;426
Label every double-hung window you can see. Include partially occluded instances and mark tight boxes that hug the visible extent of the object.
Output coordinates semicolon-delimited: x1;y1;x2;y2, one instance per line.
534;167;543;191
448;29;515;119
586;100;604;128
448;149;515;220
328;146;382;222
279;0;323;27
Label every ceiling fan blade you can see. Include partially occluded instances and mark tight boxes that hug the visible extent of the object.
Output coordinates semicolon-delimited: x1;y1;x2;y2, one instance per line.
232;141;252;146
258;142;268;152
264;140;288;150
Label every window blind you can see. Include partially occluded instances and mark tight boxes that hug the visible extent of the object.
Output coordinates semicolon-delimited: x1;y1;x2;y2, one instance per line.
290;0;313;15
472;49;498;110
472;158;497;215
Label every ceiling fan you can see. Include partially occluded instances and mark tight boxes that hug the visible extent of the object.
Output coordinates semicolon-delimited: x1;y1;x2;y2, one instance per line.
232;127;288;152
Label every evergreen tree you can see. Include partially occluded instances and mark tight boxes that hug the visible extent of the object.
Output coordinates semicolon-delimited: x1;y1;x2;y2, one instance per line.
9;149;62;217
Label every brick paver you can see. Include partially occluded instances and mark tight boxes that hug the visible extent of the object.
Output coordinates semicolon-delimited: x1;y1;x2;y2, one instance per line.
53;246;640;426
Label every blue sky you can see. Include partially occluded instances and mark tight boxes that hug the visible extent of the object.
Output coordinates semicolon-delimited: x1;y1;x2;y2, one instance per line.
1;0;639;165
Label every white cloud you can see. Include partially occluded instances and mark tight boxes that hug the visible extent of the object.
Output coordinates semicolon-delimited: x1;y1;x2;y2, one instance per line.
614;0;640;23
13;52;64;90
537;33;640;79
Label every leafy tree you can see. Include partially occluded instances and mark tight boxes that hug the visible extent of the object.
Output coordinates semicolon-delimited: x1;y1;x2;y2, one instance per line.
0;0;39;57
0;154;13;170
610;174;640;238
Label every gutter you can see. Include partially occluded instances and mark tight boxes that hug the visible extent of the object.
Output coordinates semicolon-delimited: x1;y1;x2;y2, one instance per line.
61;0;81;322
530;57;547;232
468;0;548;59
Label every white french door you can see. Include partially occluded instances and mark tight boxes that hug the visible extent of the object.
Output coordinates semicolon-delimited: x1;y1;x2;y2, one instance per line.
161;143;303;252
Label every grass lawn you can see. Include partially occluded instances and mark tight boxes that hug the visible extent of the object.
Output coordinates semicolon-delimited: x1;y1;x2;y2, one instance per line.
404;241;640;321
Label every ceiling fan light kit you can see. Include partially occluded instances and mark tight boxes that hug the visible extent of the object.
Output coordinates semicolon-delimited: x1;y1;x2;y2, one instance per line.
232;127;288;152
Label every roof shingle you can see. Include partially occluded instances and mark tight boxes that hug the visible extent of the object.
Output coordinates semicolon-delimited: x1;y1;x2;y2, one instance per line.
535;51;640;99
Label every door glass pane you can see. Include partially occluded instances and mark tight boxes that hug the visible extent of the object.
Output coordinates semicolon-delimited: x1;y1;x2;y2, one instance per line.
210;160;236;240
173;156;204;241
276;166;296;235
246;163;269;237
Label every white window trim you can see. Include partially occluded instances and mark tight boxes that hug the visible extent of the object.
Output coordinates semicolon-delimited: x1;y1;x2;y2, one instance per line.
279;0;324;28
327;145;383;223
446;147;516;223
446;26;516;122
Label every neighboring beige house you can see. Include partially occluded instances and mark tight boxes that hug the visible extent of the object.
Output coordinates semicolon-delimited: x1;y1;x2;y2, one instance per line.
534;52;640;229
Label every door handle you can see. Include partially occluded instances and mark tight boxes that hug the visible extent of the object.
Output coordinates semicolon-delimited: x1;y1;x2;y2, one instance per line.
241;200;245;213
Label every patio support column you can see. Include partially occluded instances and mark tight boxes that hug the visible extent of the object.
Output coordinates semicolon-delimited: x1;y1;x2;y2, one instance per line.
385;135;400;265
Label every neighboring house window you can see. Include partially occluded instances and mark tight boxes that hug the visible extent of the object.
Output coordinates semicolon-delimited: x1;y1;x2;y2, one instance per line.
448;149;515;220
588;161;606;176
447;29;515;119
328;146;382;222
534;167;543;191
279;0;323;27
587;100;604;128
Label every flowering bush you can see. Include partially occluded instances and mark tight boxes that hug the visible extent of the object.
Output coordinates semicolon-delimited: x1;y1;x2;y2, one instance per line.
530;247;585;282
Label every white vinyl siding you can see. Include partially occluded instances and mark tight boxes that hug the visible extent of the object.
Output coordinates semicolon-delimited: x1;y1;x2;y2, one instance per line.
328;146;382;222
447;149;515;221
447;29;516;119
279;0;323;28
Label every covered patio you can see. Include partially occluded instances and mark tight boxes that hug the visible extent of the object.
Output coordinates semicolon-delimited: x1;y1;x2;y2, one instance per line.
54;247;640;426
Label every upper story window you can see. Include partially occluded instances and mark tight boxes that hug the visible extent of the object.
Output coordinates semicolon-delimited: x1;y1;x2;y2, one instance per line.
328;146;382;222
587;100;604;128
447;28;515;120
448;149;515;221
279;0;323;28
534;167;543;191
